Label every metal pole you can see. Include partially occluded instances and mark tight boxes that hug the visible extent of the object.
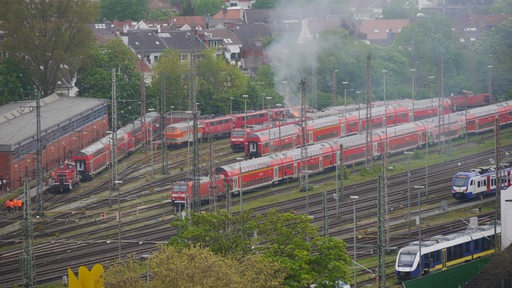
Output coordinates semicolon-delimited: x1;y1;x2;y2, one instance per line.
410;68;416;121
405;151;413;237
414;185;424;276
342;81;348;115
236;157;244;213
351;195;359;288
230;97;233;114
305;171;310;216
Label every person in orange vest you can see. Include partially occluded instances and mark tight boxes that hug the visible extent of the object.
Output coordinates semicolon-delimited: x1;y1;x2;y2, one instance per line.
16;199;23;211
6;200;14;213
12;199;18;212
5;199;11;213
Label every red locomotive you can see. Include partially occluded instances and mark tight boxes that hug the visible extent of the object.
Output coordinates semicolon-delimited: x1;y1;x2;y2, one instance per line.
448;92;492;110
72;112;160;181
170;100;512;206
49;161;80;193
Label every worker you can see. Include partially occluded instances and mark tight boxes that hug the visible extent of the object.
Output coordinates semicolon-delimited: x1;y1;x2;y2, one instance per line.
16;199;23;211
12;199;18;212
6;199;13;213
5;199;11;213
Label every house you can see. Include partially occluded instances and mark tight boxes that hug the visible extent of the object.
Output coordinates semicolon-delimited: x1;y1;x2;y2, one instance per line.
231;23;272;73
199;28;242;65
160;31;206;64
357;19;410;45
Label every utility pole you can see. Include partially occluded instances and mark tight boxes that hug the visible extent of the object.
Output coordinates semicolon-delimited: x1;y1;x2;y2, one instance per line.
161;72;168;174
377;175;386;287
299;79;308;191
36;90;43;215
322;190;328;237
20;180;36;287
365;54;373;169
495;118;501;253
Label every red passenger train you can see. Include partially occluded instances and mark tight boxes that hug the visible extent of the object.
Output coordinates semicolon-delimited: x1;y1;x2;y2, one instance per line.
69;112;160;182
165;108;291;147
245;98;453;158
170;100;512;206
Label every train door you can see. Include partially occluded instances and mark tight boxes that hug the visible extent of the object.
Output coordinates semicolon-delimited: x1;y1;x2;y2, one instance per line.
442;248;447;270
248;142;257;156
309;131;313;144
274;166;279;182
418;131;424;146
487;175;491;193
233;176;239;192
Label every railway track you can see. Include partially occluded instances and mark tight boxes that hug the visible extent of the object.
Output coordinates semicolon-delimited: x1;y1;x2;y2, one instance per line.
0;132;508;286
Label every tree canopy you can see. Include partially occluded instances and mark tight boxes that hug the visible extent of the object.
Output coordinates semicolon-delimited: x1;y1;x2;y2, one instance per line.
168;210;351;288
98;0;149;21
0;0;97;97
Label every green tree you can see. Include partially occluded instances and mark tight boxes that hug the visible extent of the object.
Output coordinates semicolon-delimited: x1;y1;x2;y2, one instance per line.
104;246;286;287
98;0;149;21
0;58;33;105
195;49;248;114
485;18;512;99
382;0;418;19
149;49;192;111
191;0;225;17
169;209;351;288
253;0;278;9
103;256;146;288
75;39;141;124
1;0;97;97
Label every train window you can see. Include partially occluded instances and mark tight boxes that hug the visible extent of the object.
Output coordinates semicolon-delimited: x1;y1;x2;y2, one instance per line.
465;242;470;254
447;247;453;261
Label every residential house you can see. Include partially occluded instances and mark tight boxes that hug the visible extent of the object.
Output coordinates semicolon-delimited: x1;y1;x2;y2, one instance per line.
231;23;272;74
357;19;410;45
199;28;242;65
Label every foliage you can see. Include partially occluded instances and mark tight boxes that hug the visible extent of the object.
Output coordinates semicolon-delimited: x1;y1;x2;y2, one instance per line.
382;0;418;19
484;18;512;100
392;12;470;97
103;246;286;287
169;209;351;288
149;49;190;111
98;0;149;21
103;256;146;288
191;0;225;17
75;39;141;125
253;0;278;9
195;49;248;114
0;58;33;105
0;0;97;97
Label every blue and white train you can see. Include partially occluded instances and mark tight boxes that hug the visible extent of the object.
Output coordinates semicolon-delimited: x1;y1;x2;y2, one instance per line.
451;164;512;201
395;223;500;280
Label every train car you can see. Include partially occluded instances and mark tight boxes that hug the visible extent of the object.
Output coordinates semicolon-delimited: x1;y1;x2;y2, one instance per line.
49;161;80;193
449;92;492;110
395;223;500;280
170;101;512;206
73;112;160;181
230;123;273;152
231;110;270;129
201;116;233;139
451;164;512;201
171;176;226;205
165;121;204;146
408;97;453;121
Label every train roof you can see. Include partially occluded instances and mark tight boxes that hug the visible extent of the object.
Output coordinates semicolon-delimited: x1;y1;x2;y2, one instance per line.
76;112;156;156
0;95;108;151
400;224;500;254
249;124;299;138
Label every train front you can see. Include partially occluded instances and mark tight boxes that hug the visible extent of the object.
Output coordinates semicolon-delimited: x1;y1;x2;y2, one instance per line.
170;181;192;206
451;172;471;200
395;246;421;280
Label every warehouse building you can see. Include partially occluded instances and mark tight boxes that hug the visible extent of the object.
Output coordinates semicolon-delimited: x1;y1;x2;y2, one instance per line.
0;95;108;192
